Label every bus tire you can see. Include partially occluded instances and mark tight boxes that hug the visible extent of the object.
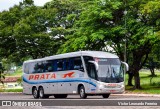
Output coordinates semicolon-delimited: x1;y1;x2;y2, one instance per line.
39;87;49;99
102;94;110;98
79;85;87;99
32;87;39;99
54;94;68;98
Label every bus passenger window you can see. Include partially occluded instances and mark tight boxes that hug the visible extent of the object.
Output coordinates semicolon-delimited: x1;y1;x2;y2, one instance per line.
73;57;84;72
83;56;97;79
37;63;44;73
68;59;74;70
87;63;97;80
46;63;53;72
24;64;29;74
65;59;70;70
57;60;63;71
32;63;38;73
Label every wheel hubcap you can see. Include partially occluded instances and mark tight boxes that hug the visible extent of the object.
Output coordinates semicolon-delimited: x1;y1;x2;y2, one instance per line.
80;89;84;97
40;90;43;97
34;90;37;97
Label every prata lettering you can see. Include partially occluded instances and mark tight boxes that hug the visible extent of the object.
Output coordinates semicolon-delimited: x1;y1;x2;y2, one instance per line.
29;74;56;80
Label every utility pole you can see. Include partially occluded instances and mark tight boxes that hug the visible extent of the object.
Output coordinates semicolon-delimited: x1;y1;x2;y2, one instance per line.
124;0;127;62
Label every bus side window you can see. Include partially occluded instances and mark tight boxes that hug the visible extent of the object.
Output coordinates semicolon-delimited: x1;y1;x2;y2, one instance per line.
57;60;63;71
62;59;66;70
31;63;37;74
73;57;84;72
37;62;44;73
43;62;47;72
65;59;70;70
53;60;56;71
43;60;55;72
87;63;97;80
24;63;29;74
46;62;53;72
69;58;74;70
83;56;95;77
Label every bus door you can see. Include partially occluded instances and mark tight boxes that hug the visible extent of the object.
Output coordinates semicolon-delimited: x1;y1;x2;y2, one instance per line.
87;62;98;93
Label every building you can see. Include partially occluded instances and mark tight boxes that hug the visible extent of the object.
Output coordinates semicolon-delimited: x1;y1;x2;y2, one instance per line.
0;76;22;89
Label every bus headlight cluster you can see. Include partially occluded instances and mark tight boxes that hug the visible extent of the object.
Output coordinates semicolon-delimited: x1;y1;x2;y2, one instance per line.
115;84;122;88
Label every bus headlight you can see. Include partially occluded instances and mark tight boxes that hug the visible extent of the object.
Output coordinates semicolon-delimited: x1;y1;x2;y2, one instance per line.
121;84;124;88
99;84;106;89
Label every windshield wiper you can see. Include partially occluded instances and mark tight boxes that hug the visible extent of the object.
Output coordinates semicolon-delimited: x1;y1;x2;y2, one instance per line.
104;67;110;82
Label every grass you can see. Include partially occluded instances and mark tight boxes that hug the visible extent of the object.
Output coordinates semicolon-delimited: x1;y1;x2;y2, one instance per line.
0;67;23;92
125;70;160;94
0;88;23;92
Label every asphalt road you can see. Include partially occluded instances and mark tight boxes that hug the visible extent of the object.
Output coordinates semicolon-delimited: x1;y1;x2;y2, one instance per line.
0;93;160;109
0;93;160;100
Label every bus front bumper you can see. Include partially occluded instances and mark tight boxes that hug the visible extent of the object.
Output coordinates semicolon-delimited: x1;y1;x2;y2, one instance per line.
96;84;125;94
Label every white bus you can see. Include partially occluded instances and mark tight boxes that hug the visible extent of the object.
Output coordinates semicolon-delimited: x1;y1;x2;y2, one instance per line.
23;51;128;99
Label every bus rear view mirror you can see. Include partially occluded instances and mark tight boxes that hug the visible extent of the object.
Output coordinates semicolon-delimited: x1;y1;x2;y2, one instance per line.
121;61;129;72
79;68;84;72
88;61;99;71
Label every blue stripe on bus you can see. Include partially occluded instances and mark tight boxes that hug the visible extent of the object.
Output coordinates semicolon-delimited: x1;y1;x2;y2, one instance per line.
23;77;96;87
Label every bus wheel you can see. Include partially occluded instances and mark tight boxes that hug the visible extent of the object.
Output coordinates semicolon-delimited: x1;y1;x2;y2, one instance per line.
102;94;110;98
79;86;87;99
32;87;39;99
39;87;49;99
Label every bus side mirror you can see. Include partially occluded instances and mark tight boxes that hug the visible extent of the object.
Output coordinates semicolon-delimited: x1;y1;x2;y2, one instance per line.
121;61;129;72
88;61;99;71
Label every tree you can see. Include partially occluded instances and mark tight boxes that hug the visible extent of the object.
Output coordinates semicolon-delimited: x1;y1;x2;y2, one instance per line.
44;0;86;54
126;0;160;88
13;7;55;59
0;0;160;90
0;0;85;62
145;42;160;76
0;0;57;61
0;62;5;84
60;0;160;89
59;0;124;53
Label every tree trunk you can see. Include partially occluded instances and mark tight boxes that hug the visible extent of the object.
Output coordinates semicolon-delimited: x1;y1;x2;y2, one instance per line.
127;41;151;89
134;71;141;89
128;72;134;86
129;55;142;89
150;68;156;76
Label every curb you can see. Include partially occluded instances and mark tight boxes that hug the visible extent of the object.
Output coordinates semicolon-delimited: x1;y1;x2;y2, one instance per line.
0;92;160;97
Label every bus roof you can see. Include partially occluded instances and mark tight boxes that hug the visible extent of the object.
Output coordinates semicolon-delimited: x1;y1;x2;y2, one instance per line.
24;51;119;63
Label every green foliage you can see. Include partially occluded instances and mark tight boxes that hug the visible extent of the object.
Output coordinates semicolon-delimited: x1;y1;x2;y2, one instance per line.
59;0;124;53
0;62;5;84
58;0;160;89
0;89;23;92
1;0;160;89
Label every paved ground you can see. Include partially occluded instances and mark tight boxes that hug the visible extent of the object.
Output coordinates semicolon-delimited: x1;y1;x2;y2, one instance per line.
0;93;160;109
0;93;160;100
1;106;160;109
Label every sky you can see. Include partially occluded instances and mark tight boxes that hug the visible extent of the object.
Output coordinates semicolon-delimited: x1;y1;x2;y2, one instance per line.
0;0;51;12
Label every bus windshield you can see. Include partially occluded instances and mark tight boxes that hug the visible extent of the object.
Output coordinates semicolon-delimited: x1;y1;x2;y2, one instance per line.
97;58;124;83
